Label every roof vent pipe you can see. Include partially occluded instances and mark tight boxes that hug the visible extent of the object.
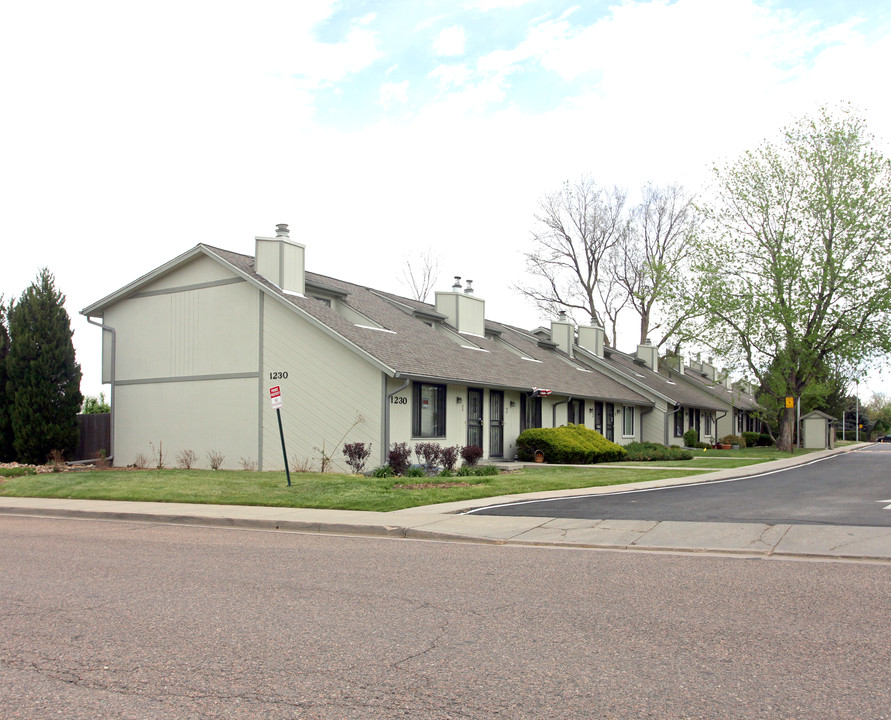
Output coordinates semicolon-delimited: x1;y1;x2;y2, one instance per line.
452;276;462;291
275;223;289;237
464;279;474;294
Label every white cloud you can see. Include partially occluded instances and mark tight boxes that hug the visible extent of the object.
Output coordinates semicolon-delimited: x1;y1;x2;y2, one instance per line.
434;25;467;56
380;80;410;108
2;0;891;400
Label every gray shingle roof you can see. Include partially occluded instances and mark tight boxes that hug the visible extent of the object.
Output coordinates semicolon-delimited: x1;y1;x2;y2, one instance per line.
675;365;759;410
591;348;727;411
207;245;651;406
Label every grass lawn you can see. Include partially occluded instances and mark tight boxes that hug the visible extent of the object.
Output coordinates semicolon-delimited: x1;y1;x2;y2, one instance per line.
605;446;819;470
0;465;715;512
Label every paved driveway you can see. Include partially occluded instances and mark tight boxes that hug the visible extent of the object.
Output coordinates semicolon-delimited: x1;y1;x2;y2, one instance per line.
472;445;891;527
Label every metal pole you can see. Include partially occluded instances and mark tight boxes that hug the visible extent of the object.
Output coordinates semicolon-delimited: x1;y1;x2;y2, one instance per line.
856;381;860;443
276;407;291;486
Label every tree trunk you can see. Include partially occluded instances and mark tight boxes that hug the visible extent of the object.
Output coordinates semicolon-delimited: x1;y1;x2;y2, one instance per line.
777;407;794;452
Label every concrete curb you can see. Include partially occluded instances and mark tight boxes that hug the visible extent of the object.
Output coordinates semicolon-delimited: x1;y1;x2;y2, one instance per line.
2;443;887;562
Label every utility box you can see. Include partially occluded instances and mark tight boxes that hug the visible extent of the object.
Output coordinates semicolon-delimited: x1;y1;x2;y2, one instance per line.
800;410;836;449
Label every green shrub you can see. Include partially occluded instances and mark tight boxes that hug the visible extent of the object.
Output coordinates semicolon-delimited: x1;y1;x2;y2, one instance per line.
719;435;745;447
369;465;394;478
623;442;694;461
683;428;698;447
404;466;426;478
695;441;712;449
741;431;760;448
758;433;773;446
516;424;626;464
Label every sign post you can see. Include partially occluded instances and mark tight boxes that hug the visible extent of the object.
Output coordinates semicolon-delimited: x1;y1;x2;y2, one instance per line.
785;396;795;454
269;386;291;486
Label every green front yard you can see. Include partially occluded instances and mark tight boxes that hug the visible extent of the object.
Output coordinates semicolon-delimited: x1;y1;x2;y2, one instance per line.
0;446;812;512
0;465;715;512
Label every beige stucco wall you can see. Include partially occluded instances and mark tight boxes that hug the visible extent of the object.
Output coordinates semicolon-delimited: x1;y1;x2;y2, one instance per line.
261;297;381;472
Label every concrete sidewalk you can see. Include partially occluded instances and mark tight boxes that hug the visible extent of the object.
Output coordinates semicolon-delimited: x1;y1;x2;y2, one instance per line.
1;445;889;562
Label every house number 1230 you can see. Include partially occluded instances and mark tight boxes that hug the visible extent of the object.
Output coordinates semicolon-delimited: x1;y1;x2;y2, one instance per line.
390;396;407;404
269;371;289;380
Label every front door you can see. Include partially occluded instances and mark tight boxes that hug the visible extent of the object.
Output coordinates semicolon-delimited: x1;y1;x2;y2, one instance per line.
489;390;504;457
467;388;484;449
605;402;615;441
594;401;604;435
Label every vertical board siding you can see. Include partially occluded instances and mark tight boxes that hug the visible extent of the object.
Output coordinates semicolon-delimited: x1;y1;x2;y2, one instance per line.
261;299;381;472
106;280;259;382
114;379;258;468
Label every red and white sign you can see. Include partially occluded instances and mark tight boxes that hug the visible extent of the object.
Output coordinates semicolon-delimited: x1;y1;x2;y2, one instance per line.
269;386;282;409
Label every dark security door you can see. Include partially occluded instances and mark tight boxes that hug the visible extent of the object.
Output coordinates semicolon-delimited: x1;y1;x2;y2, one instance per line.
605;402;615;441
594;401;604;435
489;390;504;457
467;388;484;449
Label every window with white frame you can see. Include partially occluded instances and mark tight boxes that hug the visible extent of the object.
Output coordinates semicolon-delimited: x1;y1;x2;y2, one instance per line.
704;412;712;436
413;382;446;437
623;405;634;436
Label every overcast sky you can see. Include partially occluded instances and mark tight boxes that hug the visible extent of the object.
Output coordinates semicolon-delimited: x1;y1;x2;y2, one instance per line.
2;0;890;402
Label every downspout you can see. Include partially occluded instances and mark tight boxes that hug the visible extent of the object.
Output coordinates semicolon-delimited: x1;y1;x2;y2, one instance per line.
665;404;682;446
85;316;115;463
384;378;410;465
552;397;570;428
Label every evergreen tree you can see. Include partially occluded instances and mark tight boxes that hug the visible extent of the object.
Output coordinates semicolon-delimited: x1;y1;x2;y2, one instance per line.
0;297;12;461
7;269;83;464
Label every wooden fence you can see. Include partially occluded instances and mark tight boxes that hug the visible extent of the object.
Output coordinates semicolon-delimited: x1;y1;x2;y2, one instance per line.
74;413;111;461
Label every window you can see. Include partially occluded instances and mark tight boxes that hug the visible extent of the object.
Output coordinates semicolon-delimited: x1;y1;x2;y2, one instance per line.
520;394;542;432
568;399;585;425
704;412;712;436
623;406;634;437
413;383;446;437
674;407;684;437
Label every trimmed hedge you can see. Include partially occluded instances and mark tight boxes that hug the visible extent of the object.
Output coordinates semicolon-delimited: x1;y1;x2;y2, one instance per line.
623;442;694;461
741;431;760;447
517;424;627;464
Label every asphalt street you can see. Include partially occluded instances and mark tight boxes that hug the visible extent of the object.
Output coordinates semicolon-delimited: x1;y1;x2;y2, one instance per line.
473;445;891;526
2;516;889;720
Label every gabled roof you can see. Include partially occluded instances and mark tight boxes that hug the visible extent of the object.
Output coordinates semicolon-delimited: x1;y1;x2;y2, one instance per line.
676;364;759;411
577;346;725;411
84;243;652;406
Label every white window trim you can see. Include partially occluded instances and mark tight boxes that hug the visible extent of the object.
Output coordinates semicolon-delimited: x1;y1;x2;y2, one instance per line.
622;405;635;438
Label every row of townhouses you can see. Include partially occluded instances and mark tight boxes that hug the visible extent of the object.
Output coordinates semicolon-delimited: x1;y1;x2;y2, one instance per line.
81;225;761;470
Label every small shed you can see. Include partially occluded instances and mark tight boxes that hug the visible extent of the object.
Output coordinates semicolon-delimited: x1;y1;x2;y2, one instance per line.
800;410;836;450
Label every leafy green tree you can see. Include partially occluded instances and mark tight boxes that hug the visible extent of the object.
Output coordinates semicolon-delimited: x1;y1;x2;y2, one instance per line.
81;392;110;414
7;269;83;463
0;298;12;461
689;106;891;451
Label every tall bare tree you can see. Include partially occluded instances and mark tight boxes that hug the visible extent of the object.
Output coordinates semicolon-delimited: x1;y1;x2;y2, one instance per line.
612;183;699;347
515;176;628;344
401;249;441;302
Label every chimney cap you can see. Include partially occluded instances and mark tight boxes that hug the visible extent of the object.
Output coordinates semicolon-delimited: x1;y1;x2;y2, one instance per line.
464;279;474;294
275;224;289;237
452;276;462;291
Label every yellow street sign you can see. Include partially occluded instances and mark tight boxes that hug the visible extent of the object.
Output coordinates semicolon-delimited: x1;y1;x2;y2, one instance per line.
785;396;794;408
